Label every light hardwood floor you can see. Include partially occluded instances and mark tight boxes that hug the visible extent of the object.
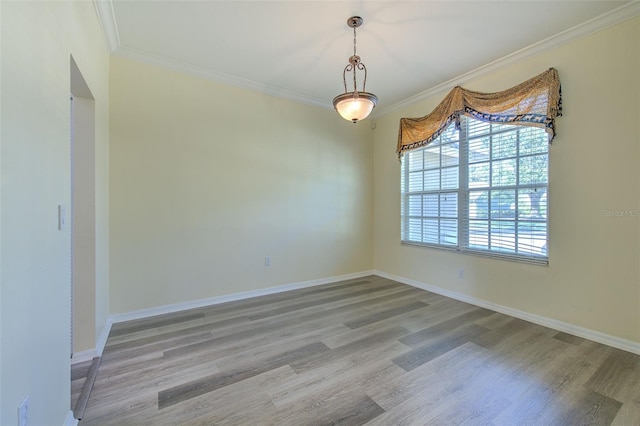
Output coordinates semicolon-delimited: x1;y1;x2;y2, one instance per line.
80;276;640;425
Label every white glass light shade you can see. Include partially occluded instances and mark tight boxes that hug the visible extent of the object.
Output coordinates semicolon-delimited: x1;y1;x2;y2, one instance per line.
333;92;378;123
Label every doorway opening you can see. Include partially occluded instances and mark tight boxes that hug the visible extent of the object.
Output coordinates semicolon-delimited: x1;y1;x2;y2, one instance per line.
70;55;98;420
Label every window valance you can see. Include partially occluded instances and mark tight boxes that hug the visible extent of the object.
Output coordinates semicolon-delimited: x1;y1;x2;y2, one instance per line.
397;68;562;158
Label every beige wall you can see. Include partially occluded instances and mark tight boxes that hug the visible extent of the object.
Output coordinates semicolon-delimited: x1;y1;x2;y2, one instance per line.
109;57;373;314
373;17;640;343
0;1;110;424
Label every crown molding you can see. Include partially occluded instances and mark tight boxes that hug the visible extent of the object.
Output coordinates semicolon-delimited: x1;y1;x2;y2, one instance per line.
93;0;639;115
374;1;640;118
93;0;331;109
112;46;332;109
93;0;119;53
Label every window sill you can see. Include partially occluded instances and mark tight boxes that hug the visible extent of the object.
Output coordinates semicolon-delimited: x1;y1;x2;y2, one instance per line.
400;240;549;266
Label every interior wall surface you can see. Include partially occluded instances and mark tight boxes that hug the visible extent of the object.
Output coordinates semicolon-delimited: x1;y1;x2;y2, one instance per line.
373;17;640;344
0;1;110;424
109;56;373;314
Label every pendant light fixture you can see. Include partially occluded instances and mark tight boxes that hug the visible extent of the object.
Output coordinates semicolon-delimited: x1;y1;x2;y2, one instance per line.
333;16;378;123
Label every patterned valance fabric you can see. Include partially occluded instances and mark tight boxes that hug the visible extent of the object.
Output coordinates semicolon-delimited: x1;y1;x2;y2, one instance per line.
397;68;562;158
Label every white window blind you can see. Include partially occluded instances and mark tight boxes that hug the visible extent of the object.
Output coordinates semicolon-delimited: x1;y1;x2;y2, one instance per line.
401;116;549;264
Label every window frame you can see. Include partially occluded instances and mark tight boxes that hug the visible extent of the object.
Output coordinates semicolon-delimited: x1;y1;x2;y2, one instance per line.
400;115;549;265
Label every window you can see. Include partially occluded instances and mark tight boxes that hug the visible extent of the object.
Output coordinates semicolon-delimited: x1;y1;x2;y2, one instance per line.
401;115;549;264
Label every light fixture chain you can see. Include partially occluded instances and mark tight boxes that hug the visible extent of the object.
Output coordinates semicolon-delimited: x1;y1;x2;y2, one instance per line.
353;24;357;57
352;24;358;93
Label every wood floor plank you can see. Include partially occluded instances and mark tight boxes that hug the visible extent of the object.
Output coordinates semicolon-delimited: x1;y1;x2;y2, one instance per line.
71;378;85;401
470;317;534;349
103;316;248;353
165;317;345;364
393;296;481;333
174;365;296;426
101;331;214;363
490;339;610;425
89;351;220;399
268;381;386;426
428;392;513;426
398;307;494;348
484;330;570;403
85;353;223;420
553;330;586;345
473;317;558;365
289;325;409;374
366;342;496;422
392;323;490;371
560;390;622;425
279;393;385;426
109;311;206;337
86;365;294;426
80;276;640;425
187;278;379;319
71;360;93;381
423;334;556;424
472;310;513;329
214;325;350;374
321;313;417;349
268;342;407;408
612;400;640;426
207;279;393;322
107;278;387;345
521;388;623;426
158;341;329;408
343;301;429;329
245;281;401;320
90;350;164;380
162;287;420;359
584;348;640;402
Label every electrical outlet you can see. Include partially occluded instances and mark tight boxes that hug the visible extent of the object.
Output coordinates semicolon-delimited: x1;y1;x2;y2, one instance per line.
18;396;28;426
458;268;464;279
265;257;271;267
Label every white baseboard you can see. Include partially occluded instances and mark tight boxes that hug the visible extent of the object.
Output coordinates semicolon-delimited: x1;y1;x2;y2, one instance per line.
108;270;375;325
63;410;78;426
374;270;640;356
71;349;98;365
71;319;113;361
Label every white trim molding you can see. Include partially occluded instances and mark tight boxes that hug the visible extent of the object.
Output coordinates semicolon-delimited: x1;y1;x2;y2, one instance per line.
108;271;375;325
112;46;331;110
93;0;119;53
71;349;98;365
93;0;640;115
374;270;640;356
71;319;113;361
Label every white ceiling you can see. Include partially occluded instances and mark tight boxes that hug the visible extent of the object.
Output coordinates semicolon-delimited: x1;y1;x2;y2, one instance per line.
96;1;638;115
